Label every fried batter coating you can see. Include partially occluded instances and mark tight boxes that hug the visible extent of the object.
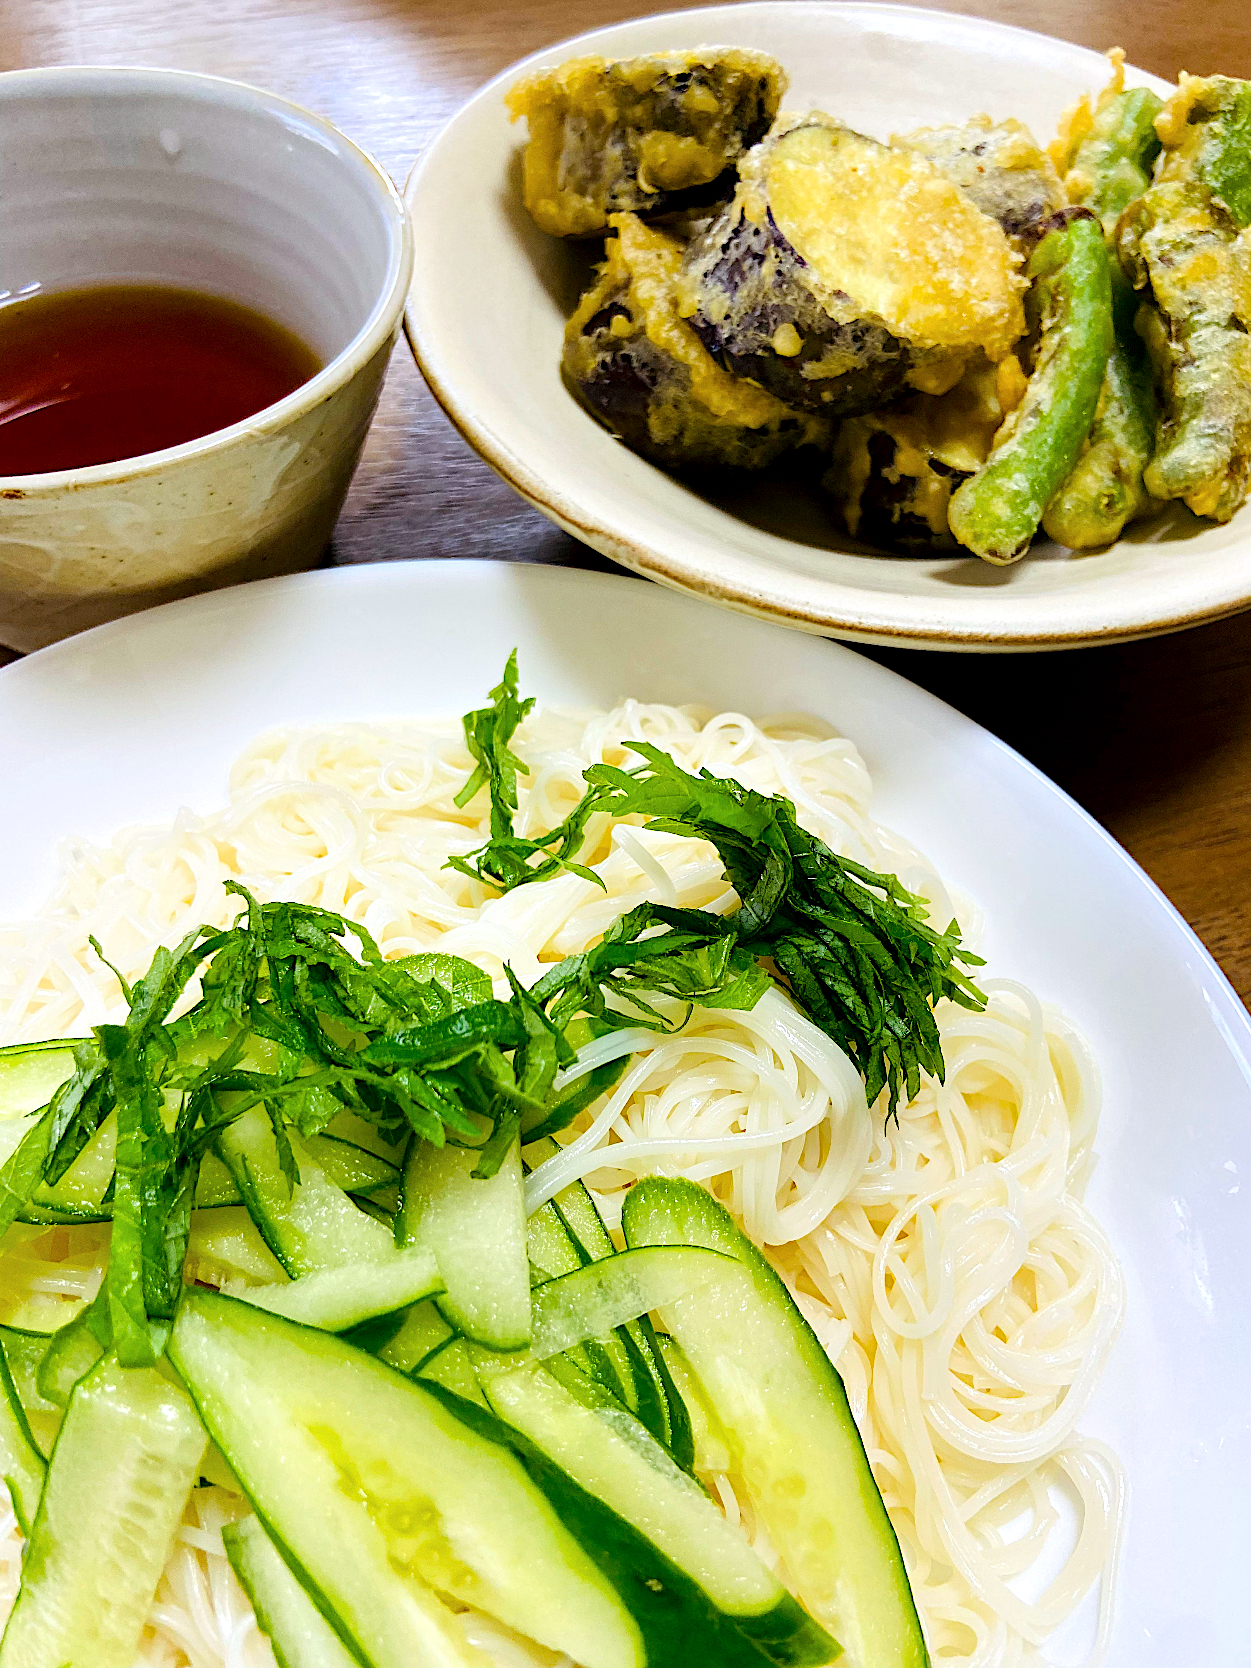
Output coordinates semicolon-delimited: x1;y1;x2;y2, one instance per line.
899;115;1064;247
1118;74;1251;523
677;115;1025;415
563;212;828;468
507;49;785;237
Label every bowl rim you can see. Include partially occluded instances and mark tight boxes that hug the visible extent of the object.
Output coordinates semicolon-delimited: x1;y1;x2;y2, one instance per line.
402;2;1251;652
0;63;415;493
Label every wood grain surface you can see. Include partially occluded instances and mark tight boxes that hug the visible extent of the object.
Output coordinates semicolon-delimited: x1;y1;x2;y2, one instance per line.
2;0;1248;1002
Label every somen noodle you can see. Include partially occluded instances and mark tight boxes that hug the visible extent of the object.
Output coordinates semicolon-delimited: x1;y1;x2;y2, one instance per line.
0;696;1125;1667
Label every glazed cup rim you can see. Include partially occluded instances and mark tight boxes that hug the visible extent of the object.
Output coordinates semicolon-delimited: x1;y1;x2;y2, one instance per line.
0;63;415;493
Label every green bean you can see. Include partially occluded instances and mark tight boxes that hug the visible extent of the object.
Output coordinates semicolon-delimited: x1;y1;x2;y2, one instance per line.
1064;86;1163;234
1119;76;1251;523
1042;86;1163;549
1043;297;1157;547
1192;78;1251;230
947;212;1113;563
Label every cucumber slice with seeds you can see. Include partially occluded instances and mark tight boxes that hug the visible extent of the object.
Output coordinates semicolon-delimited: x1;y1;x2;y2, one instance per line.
477;1359;839;1668
0;1354;205;1668
431;1376;822;1668
623;1178;929;1668
169;1289;641;1668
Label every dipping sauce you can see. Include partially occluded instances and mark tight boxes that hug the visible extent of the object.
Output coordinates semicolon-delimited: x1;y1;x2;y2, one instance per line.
0;285;322;475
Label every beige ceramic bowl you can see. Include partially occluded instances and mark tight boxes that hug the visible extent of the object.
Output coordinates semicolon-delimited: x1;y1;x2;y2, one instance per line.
404;3;1251;652
0;67;414;651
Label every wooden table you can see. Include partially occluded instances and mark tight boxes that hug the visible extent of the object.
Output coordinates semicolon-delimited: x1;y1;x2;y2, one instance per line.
3;0;1249;1003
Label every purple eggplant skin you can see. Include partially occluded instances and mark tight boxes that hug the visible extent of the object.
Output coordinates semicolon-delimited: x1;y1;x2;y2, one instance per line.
899;117;1065;249
562;214;830;471
681;209;912;416
567;294;676;461
507;50;786;239
823;356;1018;554
676;117;1027;420
826;425;968;554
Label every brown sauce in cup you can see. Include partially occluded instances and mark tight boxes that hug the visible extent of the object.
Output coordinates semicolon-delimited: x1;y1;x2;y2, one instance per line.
0;285;322;475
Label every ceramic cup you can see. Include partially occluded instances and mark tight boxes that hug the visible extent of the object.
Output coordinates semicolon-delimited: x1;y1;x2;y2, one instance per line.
0;67;414;650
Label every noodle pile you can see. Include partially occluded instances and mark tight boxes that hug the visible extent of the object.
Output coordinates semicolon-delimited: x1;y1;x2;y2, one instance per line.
0;698;1125;1667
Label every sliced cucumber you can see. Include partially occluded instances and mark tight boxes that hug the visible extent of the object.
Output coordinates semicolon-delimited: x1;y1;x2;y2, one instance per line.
23;1116;115;1224
521;1247;733;1364
239;1245;442;1331
0;1112;112;1226
641;1318;694;1472
478;1361;838;1668
417;1337;489;1409
0;1346;44;1535
215;1106;399;1277
322;1109;406;1164
338;1306;408;1357
0;1354;206;1668
378;1300;454;1372
199;1441;243;1492
0;1328;58;1459
196;1136;397;1210
195;1150;242;1209
398;1141;531;1350
526;1138;677;1451
527;1197;584;1279
0;1048;398;1222
169;1288;642;1668
312;1134;402;1198
654;1334;731;1475
35;1310;105;1410
524;1141;644;1413
623;1179;929;1668
224;1514;358;1668
0;1043;106;1226
544;1170;616;1261
524;1207;620;1401
0;1040;78;1117
187;1206;289;1286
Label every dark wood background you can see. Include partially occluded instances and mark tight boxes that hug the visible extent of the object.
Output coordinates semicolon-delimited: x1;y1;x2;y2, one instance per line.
2;0;1248;1002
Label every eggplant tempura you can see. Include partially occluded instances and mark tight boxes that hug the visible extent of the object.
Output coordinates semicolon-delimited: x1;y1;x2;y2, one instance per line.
508;47;1251;561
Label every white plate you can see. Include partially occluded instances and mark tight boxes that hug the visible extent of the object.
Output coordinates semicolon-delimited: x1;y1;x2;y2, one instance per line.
403;2;1251;652
1;561;1248;1663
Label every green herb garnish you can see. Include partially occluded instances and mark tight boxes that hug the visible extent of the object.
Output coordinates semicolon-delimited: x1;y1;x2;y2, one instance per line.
447;649;604;891
2;874;765;1357
449;655;985;1116
2;656;985;1363
584;744;986;1118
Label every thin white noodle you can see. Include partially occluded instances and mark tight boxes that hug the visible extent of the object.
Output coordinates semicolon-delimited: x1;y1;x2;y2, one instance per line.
0;700;1125;1667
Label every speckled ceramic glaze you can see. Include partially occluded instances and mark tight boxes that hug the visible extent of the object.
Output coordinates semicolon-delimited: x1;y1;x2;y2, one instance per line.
0;67;414;650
